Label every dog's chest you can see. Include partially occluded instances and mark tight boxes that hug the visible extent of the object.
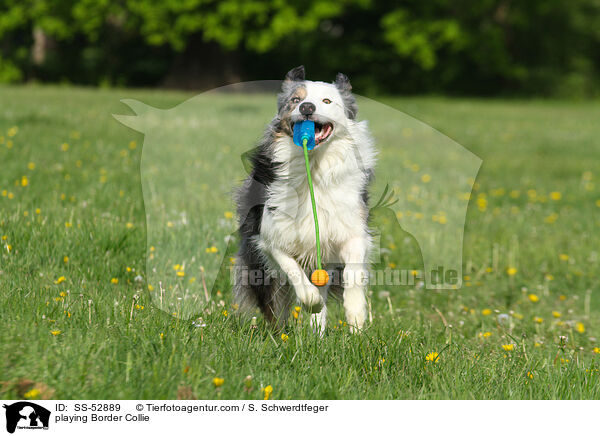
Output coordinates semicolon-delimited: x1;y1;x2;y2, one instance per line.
262;153;366;264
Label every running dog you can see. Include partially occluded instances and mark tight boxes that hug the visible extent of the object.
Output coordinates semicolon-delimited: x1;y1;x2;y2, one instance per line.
234;66;376;332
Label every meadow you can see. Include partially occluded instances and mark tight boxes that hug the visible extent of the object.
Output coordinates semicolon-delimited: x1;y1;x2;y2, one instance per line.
1;85;600;399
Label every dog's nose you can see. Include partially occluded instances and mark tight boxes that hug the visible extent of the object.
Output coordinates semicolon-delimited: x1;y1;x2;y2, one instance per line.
299;102;316;116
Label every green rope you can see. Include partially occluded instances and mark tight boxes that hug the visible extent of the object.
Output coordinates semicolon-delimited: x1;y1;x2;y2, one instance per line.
302;137;322;269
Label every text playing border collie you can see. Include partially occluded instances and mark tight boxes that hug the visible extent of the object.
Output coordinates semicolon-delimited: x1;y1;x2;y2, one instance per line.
234;66;376;332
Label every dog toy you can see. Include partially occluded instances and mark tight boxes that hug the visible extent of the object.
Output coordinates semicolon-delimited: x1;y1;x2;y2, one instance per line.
293;120;329;287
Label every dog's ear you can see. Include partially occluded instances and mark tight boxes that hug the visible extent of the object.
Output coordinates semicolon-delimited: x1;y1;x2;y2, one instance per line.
334;72;358;119
285;65;305;82
334;72;352;92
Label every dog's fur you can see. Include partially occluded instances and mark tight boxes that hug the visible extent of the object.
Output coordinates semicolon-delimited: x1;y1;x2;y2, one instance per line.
234;66;376;332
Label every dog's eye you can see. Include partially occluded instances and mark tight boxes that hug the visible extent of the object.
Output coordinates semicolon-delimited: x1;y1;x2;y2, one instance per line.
291;97;301;104
322;98;332;104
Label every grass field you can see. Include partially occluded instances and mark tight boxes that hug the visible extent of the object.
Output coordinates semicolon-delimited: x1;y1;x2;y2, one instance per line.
1;85;600;400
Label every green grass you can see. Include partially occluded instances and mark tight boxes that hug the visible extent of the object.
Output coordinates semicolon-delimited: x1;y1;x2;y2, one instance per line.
1;85;600;399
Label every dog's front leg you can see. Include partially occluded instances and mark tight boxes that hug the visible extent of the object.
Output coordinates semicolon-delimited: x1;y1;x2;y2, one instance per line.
340;237;369;332
310;286;329;335
268;247;324;313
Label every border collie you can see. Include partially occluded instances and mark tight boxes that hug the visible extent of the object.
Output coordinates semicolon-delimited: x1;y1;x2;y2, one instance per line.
234;66;376;332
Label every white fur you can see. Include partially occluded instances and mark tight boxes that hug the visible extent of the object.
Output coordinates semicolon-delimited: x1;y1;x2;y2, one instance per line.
258;80;376;331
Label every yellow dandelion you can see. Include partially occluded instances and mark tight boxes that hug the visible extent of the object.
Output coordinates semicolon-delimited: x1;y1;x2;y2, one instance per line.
549;191;562;201
176;271;185;277
126;222;134;229
559;294;567;301
559;253;569;261
61;142;69;151
425;352;439;363
63;256;69;263
421;174;431;183
59;291;67;297
24;388;40;400
110;278;119;284
212;377;224;387
21;176;28;187
54;276;66;284
528;294;540;303
481;308;492;316
148;284;154;291
552;311;561;318
506;267;517;276
263;385;273;400
534;316;544;324
502;344;514;351
64;222;72;228
51;330;62;336
35;208;41;214
224;211;234;219
593;347;600;354
483;332;492;338
281;333;289;342
576;322;585;333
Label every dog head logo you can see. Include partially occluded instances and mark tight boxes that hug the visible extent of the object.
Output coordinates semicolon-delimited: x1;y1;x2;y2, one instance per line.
3;402;51;434
114;71;481;319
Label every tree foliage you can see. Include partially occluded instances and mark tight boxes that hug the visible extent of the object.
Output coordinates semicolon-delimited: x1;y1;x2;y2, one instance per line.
0;0;599;95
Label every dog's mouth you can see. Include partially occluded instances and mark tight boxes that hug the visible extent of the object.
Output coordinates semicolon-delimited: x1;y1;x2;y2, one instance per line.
291;120;334;146
314;122;334;144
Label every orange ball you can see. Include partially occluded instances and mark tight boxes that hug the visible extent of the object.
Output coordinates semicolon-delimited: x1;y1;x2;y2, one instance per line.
310;269;329;287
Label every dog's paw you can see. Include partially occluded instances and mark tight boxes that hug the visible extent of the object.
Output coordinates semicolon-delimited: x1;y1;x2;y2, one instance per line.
297;283;324;313
346;311;366;333
343;286;367;333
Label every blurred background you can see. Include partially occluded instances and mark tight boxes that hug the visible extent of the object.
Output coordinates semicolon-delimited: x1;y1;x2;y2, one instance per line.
1;0;599;97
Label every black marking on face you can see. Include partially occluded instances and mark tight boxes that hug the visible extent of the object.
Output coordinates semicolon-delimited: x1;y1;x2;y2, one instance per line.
277;84;306;136
334;72;358;119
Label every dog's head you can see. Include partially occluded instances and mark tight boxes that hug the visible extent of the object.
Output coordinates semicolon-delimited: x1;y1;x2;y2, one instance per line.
276;65;358;148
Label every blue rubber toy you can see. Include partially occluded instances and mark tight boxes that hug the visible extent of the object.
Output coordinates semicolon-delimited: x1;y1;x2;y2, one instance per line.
293;120;315;150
